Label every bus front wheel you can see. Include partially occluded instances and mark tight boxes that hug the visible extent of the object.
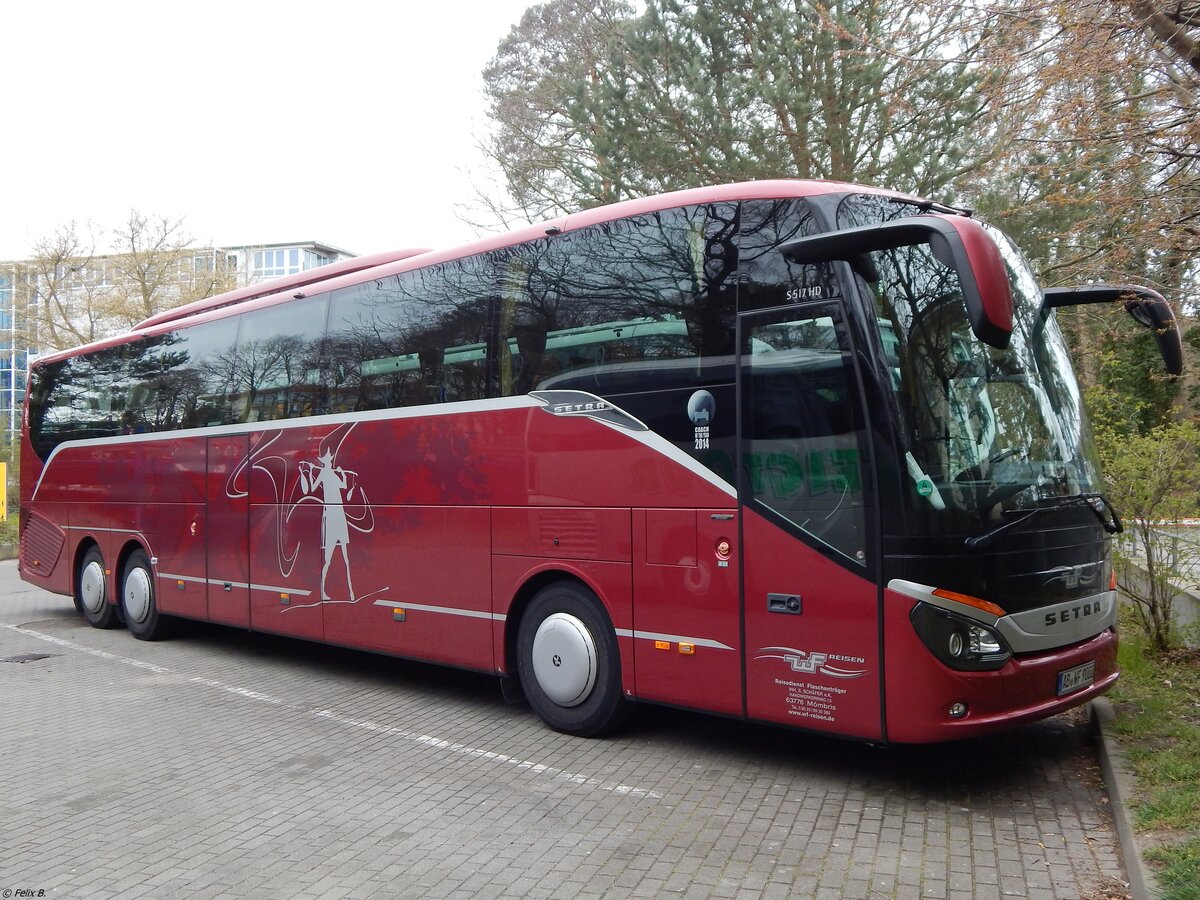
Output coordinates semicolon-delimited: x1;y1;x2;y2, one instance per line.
517;582;627;737
77;545;118;629
121;549;172;641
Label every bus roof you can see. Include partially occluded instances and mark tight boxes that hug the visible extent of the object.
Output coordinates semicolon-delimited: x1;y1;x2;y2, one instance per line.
36;179;930;367
134;247;434;330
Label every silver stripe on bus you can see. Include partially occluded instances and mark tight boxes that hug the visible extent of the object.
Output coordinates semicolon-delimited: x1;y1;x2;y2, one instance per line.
32;393;736;502
611;429;736;499
614;628;734;651
156;572;312;596
158;573;207;585
373;599;506;622
887;579;1001;625
31;395;543;500
66;525;143;533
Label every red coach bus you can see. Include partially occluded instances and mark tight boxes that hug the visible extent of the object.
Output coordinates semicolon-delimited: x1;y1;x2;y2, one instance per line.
19;181;1183;743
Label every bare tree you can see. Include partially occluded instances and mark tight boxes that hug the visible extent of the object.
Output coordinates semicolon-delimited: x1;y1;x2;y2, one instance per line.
106;210;235;330
20;221;111;351
22;211;236;352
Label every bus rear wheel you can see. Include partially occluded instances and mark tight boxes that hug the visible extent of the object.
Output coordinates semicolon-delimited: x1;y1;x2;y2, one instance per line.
77;546;118;629
517;582;627;737
121;549;172;641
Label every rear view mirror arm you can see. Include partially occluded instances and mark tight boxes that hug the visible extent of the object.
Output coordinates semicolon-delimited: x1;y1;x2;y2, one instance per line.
779;215;1013;350
1042;284;1183;376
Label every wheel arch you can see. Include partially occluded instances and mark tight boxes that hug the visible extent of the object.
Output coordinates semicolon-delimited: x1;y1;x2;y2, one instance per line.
115;538;149;586
502;567;622;684
72;536;102;587
72;536;110;608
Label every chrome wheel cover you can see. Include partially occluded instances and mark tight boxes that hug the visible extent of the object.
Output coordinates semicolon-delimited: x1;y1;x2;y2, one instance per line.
124;566;153;624
80;559;106;615
531;612;598;707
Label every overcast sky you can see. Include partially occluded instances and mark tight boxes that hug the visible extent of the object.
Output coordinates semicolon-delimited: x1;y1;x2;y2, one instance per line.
1;0;541;261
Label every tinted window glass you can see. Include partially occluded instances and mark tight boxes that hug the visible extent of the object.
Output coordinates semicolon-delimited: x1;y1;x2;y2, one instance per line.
497;203;739;397
125;332;197;432
232;295;329;422
162;317;243;428
738;199;841;310
28;347;129;456
325;255;495;412
742;309;869;566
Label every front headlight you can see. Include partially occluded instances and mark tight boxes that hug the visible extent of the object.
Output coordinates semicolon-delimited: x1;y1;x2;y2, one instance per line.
910;602;1012;671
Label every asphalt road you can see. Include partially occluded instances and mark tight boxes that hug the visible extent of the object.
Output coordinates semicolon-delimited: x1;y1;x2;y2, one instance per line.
0;560;1129;899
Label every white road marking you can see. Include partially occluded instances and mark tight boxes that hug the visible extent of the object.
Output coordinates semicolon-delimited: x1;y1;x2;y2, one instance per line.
1;622;661;800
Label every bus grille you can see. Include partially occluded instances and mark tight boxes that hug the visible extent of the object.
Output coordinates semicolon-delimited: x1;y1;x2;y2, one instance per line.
20;513;65;573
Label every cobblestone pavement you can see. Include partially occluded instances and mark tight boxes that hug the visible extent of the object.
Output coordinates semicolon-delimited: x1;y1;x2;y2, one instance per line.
0;560;1129;899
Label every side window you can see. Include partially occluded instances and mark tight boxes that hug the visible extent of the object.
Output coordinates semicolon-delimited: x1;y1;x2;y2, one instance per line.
232;294;329;422
126;333;190;432
738;199;841;311
325;254;495;412
27;363;60;459
30;317;247;455
742;309;869;566
28;348;128;457
163;317;243;428
327;279;418;412
497;203;739;397
417;255;496;403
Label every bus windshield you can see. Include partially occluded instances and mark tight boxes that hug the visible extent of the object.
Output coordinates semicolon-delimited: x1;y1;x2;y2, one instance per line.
837;194;1103;527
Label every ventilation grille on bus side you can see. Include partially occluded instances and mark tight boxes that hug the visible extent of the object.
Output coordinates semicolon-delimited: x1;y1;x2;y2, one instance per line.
20;512;66;574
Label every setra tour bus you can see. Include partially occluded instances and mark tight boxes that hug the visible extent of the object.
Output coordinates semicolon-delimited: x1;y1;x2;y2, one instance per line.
19;180;1184;743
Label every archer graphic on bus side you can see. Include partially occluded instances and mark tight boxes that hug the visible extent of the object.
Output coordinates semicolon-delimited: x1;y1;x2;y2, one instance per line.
298;447;358;603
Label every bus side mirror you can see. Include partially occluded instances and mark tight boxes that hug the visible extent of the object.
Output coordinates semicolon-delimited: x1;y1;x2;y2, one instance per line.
1043;285;1183;376
778;215;1013;349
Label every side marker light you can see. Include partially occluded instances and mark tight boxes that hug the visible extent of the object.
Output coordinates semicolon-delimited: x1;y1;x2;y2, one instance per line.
932;588;1006;617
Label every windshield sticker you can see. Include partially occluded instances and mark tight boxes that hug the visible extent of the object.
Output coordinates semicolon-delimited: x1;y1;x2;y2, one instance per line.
687;390;715;450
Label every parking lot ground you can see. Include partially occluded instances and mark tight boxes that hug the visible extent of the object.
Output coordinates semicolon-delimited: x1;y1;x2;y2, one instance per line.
0;560;1130;899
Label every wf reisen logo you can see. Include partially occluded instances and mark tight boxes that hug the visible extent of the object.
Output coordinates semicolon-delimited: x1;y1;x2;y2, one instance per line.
754;646;868;679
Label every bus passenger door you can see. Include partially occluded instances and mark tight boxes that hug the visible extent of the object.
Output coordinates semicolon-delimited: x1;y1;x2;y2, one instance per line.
737;303;883;740
207;436;251;628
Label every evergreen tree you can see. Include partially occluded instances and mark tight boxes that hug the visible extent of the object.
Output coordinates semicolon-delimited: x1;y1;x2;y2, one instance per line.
482;0;999;218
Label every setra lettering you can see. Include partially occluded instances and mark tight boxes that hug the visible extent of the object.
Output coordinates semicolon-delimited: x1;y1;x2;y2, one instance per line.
1044;600;1103;628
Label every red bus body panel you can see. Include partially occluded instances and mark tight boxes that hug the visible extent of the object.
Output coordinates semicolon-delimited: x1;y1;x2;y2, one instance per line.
741;509;883;740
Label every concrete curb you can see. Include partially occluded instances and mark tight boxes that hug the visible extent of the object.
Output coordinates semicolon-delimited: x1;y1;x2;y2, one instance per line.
1091;698;1161;900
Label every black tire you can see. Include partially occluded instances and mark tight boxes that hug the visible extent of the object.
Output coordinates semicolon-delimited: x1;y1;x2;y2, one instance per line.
517;581;628;737
121;549;173;641
76;545;118;629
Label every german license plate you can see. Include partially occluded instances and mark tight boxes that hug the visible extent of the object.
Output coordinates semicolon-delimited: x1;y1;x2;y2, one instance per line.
1057;661;1095;697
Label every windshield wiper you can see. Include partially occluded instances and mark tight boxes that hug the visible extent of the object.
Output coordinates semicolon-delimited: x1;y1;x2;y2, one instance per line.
964;493;1123;551
964;507;1046;551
